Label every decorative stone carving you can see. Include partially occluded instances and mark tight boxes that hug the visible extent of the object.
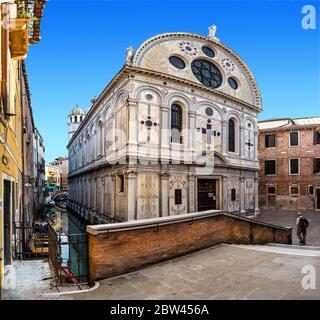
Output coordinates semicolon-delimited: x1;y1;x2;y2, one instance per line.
161;87;169;96
126;45;134;64
127;81;136;94
208;25;217;39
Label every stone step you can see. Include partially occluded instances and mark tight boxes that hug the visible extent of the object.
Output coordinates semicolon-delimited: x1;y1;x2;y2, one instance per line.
224;244;320;257
267;243;320;251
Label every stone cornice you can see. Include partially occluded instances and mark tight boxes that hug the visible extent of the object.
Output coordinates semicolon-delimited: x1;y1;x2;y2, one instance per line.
259;124;320;133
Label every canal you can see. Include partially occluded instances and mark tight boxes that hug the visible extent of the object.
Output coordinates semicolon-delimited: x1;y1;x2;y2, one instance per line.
51;203;89;283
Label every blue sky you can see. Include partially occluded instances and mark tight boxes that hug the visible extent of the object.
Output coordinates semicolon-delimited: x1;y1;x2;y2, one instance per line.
26;0;319;162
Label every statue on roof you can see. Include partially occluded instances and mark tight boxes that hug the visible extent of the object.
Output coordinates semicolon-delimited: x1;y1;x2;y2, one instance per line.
126;45;134;65
208;25;219;42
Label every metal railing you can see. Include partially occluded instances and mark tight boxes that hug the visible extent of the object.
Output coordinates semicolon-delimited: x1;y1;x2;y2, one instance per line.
48;223;88;285
14;223;49;260
67;199;121;223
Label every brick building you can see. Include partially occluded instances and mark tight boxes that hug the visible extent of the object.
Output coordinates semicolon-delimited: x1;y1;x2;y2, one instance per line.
258;117;320;211
50;157;68;190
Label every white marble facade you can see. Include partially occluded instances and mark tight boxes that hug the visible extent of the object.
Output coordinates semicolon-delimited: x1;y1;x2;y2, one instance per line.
67;28;262;223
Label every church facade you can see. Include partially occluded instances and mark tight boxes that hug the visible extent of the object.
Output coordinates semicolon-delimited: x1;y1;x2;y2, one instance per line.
67;27;262;223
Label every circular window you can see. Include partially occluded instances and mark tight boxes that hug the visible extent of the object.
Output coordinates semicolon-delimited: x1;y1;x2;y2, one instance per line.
169;56;185;69
205;107;213;117
191;59;222;89
146;94;153;101
202;46;215;58
228;77;238;90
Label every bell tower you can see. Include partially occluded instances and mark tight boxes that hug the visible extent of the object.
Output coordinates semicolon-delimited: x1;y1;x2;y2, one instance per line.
67;105;86;142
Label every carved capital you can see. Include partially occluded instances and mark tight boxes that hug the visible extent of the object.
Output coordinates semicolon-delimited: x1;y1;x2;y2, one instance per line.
125;170;137;178
127;97;137;106
160;171;169;178
188;173;195;180
160;105;170;112
188;110;197;118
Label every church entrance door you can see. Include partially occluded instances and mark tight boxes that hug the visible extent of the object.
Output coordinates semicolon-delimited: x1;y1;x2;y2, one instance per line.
197;179;217;211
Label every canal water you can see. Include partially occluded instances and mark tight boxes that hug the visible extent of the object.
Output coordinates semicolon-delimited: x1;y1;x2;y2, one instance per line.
53;204;89;283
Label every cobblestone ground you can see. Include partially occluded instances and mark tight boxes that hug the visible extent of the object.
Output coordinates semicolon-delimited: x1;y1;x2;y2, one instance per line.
60;245;320;300
257;210;320;246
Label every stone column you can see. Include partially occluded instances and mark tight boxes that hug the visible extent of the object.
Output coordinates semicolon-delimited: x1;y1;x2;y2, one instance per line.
100;177;105;221
188;173;195;213
239;175;246;214
188;111;197;163
127;98;138;164
87;178;91;221
221;120;228;155
126;171;137;220
254;172;260;217
160;105;170;163
239;125;245;158
110;173;116;219
101;125;105;157
112;113;116;152
223;175;229;212
254;131;259;161
92;177;97;221
160;171;169;217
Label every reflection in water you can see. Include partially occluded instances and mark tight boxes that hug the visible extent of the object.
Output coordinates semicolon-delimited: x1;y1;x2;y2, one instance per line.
55;206;89;283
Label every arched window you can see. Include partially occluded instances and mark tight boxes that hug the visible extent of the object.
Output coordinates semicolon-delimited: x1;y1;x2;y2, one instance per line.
75;116;78;122
228;118;236;152
171;103;183;143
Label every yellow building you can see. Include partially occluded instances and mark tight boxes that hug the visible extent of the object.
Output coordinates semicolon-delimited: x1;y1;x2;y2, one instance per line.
45;164;61;191
0;0;46;292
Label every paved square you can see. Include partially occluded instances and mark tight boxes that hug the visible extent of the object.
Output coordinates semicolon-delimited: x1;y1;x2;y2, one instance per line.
257;210;320;246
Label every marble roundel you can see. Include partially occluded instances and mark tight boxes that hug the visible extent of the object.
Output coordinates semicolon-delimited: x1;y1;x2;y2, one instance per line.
221;57;235;72
179;41;198;56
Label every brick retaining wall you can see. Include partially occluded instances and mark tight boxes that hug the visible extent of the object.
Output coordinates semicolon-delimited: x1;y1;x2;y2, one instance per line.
86;211;292;281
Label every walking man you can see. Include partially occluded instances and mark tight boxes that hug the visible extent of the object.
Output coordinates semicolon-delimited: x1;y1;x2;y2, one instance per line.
296;212;309;245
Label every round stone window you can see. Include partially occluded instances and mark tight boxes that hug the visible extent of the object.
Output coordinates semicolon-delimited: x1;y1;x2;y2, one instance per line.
205;107;214;117
228;77;238;90
169;56;186;69
191;59;222;89
146;94;153;101
202;46;215;58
